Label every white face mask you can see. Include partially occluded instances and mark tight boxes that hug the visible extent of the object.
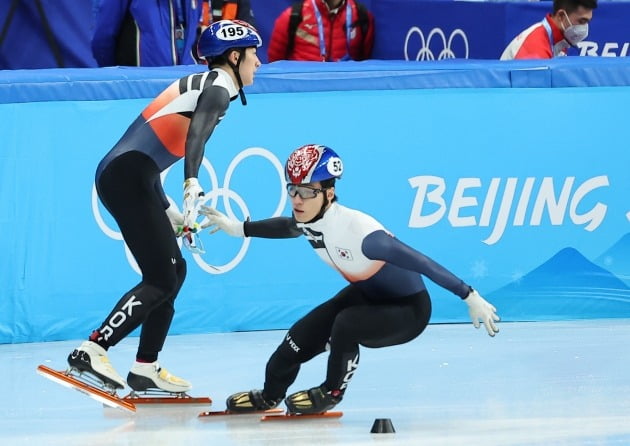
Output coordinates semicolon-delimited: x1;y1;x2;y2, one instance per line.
562;11;589;46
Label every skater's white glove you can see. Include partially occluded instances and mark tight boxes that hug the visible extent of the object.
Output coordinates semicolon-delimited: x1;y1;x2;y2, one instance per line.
464;289;500;337
182;178;204;230
165;203;185;236
199;205;245;237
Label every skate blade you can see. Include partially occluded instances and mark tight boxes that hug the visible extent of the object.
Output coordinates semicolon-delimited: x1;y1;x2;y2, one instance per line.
199;408;283;417
261;410;343;421
124;390;212;406
37;364;136;413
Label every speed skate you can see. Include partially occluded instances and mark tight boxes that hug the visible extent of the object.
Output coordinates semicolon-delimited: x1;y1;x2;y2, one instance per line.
198;408;284;417
260;410;343;421
197;407;340;420
37;364;136;413
37;364;212;411
123;389;212;406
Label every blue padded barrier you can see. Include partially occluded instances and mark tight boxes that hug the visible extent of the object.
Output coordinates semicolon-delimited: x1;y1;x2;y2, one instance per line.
3;58;630;105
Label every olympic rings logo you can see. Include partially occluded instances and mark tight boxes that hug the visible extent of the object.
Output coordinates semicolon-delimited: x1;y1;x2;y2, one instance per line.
404;27;469;61
92;147;287;275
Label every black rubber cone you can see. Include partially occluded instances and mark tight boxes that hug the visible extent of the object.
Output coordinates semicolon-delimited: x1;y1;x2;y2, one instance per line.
370;418;395;433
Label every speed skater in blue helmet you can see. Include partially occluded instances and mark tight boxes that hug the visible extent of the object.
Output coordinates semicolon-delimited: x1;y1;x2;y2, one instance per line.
285;144;344;223
197;20;262;105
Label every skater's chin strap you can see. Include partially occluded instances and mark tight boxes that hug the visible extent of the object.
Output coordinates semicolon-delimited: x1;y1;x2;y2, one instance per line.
227;48;248;106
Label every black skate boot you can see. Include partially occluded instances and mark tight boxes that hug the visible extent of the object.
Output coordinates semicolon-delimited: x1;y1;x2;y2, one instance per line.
226;389;282;413
285;385;342;415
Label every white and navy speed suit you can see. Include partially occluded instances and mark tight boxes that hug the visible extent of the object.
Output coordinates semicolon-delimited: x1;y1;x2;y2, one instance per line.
243;202;471;399
91;68;238;362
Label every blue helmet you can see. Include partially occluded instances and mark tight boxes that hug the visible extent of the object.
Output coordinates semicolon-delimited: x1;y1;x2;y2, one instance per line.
197;20;262;60
285;144;344;184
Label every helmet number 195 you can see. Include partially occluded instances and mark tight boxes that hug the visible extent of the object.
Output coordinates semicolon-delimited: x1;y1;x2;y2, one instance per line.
219;25;245;40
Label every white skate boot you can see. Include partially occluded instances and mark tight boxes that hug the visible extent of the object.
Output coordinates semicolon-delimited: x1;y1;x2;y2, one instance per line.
127;361;192;394
67;341;126;390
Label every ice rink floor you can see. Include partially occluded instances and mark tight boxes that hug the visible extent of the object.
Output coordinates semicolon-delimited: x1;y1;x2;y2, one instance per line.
1;319;629;446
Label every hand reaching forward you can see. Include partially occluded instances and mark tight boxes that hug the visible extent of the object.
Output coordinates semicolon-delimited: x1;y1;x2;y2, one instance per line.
464;289;500;337
199;206;245;237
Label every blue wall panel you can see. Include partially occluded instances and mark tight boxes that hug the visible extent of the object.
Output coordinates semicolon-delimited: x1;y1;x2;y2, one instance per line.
1;63;629;343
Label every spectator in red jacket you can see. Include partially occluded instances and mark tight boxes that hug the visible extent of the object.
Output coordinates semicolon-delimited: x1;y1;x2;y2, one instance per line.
267;0;374;62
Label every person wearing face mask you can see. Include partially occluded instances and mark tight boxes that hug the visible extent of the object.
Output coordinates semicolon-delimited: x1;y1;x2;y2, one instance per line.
500;0;597;60
199;144;499;415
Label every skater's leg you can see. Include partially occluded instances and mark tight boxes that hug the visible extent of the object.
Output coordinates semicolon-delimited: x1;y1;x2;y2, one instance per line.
127;255;191;393
325;291;431;391
70;154;183;389
109;167;192;393
263;285;363;399
285;291;431;414
91;159;183;349
227;286;361;412
136;246;186;361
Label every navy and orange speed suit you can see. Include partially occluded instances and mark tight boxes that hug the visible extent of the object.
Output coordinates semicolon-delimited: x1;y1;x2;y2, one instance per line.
91;68;238;362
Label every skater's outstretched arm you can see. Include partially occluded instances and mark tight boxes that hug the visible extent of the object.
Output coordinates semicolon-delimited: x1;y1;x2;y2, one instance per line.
362;230;500;336
199;206;302;239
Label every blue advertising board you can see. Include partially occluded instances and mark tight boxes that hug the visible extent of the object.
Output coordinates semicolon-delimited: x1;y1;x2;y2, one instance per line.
373;0;630;60
1;60;629;343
